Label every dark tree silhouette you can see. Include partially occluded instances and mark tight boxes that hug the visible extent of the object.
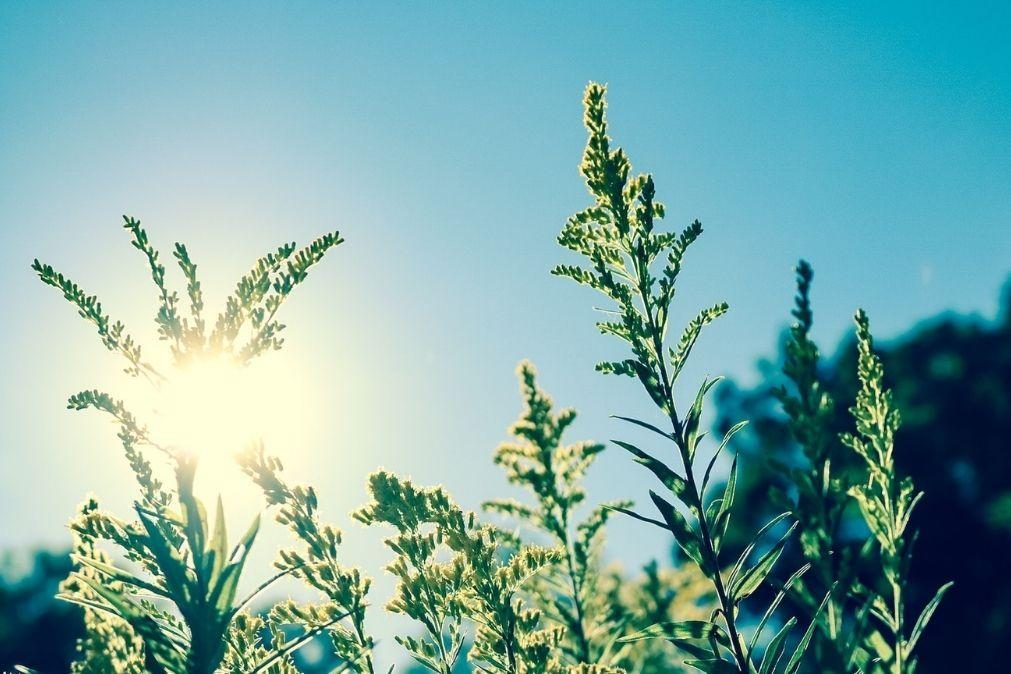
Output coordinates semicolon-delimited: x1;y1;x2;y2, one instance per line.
0;549;82;672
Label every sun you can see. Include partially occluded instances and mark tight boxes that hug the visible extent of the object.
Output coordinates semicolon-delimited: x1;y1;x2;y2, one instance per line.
152;354;273;460
124;347;320;505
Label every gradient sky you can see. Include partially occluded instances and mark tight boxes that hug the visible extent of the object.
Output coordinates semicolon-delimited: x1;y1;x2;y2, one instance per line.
1;0;1009;646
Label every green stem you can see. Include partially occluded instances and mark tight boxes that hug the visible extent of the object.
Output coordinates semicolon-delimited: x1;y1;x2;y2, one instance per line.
679;441;749;671
632;257;749;672
562;526;592;664
892;580;903;674
351;605;375;674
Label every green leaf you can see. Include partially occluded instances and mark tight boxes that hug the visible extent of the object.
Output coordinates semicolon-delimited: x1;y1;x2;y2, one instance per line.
671;639;720;661
718;455;739;520
605;503;669;530
649;490;704;568
207;494;228;585
618;619;725;644
684;658;740;674
905;581;953;658
728;512;792;591
612;439;686;497
729;521;797;602
613;415;674;441
71;553;169;599
783;589;833;674
211;514;260;613
629;359;671;411
701;420;748;495
75;575;184;674
749;563;811;652
683;378;721;460
135;508;192;605
758;617;796;674
669;302;730;384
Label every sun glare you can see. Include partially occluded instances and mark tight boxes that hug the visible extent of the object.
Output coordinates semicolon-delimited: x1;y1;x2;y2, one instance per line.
122;347;320;507
153;355;272;460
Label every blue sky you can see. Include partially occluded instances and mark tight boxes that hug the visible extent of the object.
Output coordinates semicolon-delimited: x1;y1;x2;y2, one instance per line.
1;0;1009;638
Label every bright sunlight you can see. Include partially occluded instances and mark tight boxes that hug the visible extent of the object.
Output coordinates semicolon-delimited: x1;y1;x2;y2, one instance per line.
154;355;265;458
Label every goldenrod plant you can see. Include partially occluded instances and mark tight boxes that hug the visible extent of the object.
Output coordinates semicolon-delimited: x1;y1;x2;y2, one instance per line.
353;366;712;674
553;82;832;673
22;84;952;674
767;266;951;674
484;361;629;668
239;443;375;672
354;471;563;674
484;363;714;674
840;312;952;674
31;218;367;674
773;262;879;673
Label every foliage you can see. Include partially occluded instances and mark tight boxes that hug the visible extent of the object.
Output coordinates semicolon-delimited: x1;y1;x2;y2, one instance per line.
484;362;714;674
598;562;714;674
60;499;145;674
17;84;961;674
355;470;563;674
353;364;716;674
32;217;365;674
840;311;952;674
714;271;1003;673
768;263;880;673
553;82;828;673
239;444;375;672
484;361;628;668
353;472;470;674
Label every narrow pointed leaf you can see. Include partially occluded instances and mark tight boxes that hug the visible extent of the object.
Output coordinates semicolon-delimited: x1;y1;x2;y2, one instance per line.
613;415;674;441
730;522;797;602
905;581;953;658
758;617;796;674
702;420;748;495
618;620;726;644
684;658;739;674
613;439;686;496
649;490;703;567
604;504;669;530
728;513;792;588
783;589;833;674
749;563;811;652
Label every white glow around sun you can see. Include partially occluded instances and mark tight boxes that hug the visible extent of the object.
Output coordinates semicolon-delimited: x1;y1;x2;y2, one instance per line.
154;355;266;459
120;347;320;511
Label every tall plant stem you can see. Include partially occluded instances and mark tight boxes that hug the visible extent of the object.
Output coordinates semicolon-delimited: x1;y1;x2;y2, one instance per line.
561;517;592;664
892;584;903;674
639;273;749;671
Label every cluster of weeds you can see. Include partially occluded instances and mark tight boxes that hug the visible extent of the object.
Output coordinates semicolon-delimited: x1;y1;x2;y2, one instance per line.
24;84;949;674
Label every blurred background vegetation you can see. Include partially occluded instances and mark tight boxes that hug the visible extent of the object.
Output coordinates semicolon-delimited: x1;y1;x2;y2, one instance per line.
4;281;1009;673
715;280;1011;674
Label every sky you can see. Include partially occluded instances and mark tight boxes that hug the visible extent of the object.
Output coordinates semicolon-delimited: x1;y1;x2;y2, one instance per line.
1;0;1009;648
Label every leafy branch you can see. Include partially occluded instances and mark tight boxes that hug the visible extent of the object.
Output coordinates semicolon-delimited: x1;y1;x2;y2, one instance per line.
553;82;825;673
34;215;343;372
33;216;357;674
241;444;375;674
484;361;630;668
841;311;952;674
770;261;884;672
31;256;163;382
355;470;563;674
